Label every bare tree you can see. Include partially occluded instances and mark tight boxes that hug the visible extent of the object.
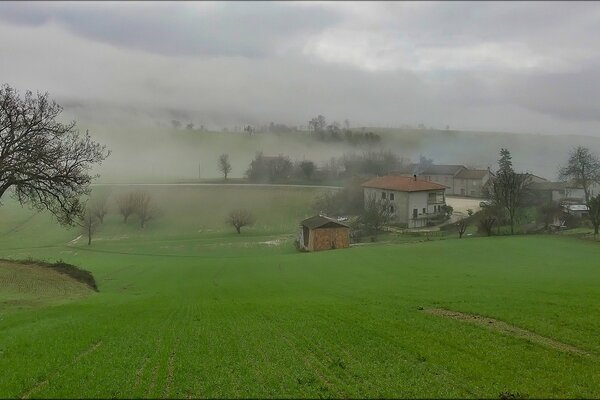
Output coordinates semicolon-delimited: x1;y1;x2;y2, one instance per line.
218;154;232;180
359;193;392;234
456;219;469;238
478;215;496;236
90;192;109;224
227;209;255;234
477;206;497;236
0;84;109;225
133;191;156;228
588;194;600;235
559;146;600;203
117;192;137;223
77;207;99;246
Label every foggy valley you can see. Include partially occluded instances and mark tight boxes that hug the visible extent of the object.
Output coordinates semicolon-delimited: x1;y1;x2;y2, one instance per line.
1;2;600;399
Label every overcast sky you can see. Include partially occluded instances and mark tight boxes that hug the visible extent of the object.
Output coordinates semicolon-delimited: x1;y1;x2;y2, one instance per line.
1;1;600;135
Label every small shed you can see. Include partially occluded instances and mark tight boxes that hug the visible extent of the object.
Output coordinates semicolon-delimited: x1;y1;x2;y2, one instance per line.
298;215;350;252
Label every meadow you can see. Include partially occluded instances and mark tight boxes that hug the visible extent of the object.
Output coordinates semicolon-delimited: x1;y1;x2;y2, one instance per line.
0;185;599;398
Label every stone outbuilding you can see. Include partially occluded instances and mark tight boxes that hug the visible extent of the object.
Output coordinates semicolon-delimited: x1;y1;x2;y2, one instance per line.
298;215;350;252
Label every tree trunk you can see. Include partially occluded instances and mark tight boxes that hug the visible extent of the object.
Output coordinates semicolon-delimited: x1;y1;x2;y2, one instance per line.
88;225;92;245
236;226;241;234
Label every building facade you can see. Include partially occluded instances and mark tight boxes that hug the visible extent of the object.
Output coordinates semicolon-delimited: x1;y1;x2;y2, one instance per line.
298;215;350;252
395;164;492;197
361;175;447;228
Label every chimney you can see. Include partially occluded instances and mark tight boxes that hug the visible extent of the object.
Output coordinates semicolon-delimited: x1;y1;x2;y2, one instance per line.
413;174;417;181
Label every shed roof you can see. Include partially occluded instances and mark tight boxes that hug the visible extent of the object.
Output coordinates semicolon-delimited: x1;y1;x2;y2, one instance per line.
361;175;448;192
301;215;350;229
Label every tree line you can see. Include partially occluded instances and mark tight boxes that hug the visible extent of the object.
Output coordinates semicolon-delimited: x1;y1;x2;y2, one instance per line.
215;149;411;183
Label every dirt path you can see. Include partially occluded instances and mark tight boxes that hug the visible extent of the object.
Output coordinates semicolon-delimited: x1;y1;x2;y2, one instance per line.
424;308;590;356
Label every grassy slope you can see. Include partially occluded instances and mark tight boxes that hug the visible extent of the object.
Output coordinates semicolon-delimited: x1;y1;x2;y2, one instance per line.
0;187;599;398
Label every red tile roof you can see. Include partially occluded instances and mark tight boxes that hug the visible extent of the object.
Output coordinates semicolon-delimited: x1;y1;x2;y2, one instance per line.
361;175;448;192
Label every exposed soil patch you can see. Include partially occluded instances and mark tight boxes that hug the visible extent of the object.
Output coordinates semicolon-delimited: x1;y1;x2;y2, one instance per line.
3;259;98;292
424;308;590;356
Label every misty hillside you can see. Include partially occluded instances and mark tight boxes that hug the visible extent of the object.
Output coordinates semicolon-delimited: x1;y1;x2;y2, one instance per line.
89;123;600;183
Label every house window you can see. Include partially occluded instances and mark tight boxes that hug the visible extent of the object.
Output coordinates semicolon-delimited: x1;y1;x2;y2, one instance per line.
422;207;426;214
390;205;394;213
413;208;418;219
390;193;395;200
382;192;387;200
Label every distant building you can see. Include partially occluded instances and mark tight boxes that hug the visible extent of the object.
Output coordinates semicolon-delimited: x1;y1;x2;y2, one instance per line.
361;175;447;228
298;216;350;252
528;181;586;204
394;164;492;197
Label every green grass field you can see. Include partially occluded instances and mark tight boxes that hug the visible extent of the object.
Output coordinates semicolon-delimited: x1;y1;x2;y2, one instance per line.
0;186;599;398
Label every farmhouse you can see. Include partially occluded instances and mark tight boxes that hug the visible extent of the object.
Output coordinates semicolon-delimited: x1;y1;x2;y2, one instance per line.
298;215;350;252
394;164;492;197
361;175;448;228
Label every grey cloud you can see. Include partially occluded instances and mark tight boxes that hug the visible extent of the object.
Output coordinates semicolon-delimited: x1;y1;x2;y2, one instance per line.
0;1;339;57
1;1;600;137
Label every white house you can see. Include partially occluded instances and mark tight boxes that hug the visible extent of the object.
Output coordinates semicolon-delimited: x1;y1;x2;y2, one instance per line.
361;175;448;228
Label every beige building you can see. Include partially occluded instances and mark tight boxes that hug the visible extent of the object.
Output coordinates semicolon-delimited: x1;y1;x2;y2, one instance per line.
395;164;492;197
361;175;447;228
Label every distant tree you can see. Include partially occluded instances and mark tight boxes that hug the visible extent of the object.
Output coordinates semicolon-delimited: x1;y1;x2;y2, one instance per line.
587;194;600;235
359;194;392;234
308;115;326;133
227;209;255;234
243;125;254;135
133;191;156;228
0;83;110;226
218;154;232;180
498;148;513;173
246;153;292;183
186;122;194;130
77;207;99;246
485;149;531;234
171;119;181;129
559;146;600;203
456;219;469;238
117;192;137;223
299;160;316;180
90;193;109;224
312;177;364;216
477;209;497;236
